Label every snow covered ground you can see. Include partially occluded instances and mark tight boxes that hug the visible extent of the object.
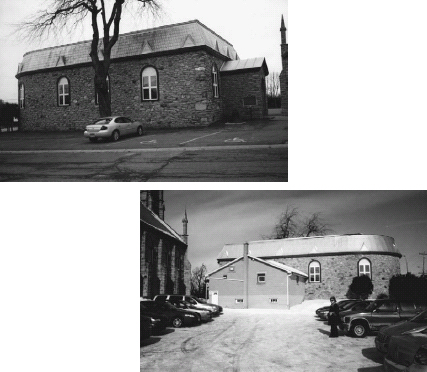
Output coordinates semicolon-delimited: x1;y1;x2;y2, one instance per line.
141;299;385;372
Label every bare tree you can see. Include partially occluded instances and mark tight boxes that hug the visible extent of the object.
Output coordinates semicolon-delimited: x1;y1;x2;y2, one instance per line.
19;0;161;117
266;71;281;108
191;264;207;298
265;207;334;239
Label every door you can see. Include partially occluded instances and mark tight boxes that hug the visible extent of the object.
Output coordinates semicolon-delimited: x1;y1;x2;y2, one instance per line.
211;291;219;305
370;301;400;329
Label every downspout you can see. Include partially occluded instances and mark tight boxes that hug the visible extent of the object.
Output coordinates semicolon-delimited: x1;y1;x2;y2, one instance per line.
243;242;249;309
286;272;292;309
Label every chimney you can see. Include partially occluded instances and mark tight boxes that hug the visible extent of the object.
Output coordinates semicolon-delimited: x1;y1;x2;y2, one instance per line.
243;242;249;309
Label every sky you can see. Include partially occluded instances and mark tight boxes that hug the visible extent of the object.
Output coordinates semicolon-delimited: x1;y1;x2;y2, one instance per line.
162;190;427;276
0;0;287;103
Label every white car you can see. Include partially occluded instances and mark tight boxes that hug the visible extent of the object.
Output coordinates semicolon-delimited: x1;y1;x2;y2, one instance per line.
84;116;143;142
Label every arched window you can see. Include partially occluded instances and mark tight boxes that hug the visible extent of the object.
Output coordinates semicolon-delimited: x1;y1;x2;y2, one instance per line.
95;75;111;105
212;64;219;98
58;77;70;106
19;84;25;109
141;66;158;101
358;258;372;279
308;261;321;282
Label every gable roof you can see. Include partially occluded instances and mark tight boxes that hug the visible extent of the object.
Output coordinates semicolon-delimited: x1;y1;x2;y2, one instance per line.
217;234;401;261
18;20;238;75
221;57;269;75
140;204;186;245
207;255;308;278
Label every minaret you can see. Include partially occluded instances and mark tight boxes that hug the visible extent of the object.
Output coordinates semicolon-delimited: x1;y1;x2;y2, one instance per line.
182;209;188;245
280;15;288;116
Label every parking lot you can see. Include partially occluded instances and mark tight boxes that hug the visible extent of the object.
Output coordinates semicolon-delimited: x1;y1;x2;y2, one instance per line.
140;300;385;372
0;117;287;181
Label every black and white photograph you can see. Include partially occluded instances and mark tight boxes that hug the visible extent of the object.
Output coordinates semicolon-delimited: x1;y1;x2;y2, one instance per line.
139;190;427;372
0;0;287;181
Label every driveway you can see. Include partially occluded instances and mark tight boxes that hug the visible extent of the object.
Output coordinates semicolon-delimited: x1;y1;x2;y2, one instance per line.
140;300;384;372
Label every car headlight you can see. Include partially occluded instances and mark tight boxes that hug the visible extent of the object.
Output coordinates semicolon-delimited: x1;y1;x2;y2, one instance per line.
414;345;427;365
184;314;195;318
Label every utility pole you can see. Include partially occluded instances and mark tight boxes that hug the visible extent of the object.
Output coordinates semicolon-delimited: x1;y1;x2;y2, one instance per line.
420;252;427;276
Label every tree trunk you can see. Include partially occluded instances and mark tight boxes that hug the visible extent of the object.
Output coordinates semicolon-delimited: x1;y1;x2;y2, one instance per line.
94;71;111;117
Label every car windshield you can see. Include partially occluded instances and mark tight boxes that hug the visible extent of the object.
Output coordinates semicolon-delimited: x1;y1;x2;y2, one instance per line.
93;117;112;125
341;301;358;310
366;301;382;312
410;309;427;323
197;298;207;303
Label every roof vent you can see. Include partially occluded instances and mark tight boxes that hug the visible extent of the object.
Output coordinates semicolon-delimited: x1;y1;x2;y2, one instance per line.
141;40;154;54
182;34;196;48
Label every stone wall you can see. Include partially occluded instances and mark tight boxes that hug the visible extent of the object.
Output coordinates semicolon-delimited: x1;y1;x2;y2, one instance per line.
18;50;227;131
275;253;401;299
220;69;268;121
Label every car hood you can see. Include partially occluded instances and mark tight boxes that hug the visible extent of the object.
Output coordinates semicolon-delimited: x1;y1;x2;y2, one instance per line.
387;333;427;365
381;321;427;337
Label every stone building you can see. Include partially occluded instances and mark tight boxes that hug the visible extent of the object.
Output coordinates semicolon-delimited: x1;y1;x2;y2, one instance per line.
140;191;191;299
280;15;288;115
207;243;307;309
216;234;401;300
16;20;269;131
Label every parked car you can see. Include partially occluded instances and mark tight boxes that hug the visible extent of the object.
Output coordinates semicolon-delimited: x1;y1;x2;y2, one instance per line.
140;315;152;340
140;300;200;328
383;327;427;372
316;299;363;320
170;300;213;322
153;294;222;316
315;299;355;319
84;116;143;142
339;300;374;319
376;309;427;354
342;300;425;338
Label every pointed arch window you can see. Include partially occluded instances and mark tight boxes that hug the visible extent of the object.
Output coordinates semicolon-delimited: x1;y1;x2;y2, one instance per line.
212;64;219;98
19;83;25;109
358;258;372;279
58;77;70;106
141;66;158;101
95;75;110;105
308;261;321;282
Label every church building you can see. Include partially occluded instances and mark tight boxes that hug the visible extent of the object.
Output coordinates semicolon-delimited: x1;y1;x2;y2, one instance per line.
16;20;269;131
280;15;288;115
140;191;191;299
215;234;401;300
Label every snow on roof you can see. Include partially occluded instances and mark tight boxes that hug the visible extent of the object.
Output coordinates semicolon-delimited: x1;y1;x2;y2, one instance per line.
140;204;186;245
217;234;401;261
18;20;238;75
207;255;308;278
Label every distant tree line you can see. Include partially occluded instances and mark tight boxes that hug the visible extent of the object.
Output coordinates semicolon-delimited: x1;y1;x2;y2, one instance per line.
0;100;19;132
266;72;281;109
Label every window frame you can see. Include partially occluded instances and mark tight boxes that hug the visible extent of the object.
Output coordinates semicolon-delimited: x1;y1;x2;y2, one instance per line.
257;272;266;284
19;83;25;109
358;258;372;279
141;66;159;101
57;76;71;106
308;261;321;283
212;64;219;98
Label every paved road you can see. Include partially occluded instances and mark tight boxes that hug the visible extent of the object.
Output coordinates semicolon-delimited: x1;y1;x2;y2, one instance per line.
0;118;287;181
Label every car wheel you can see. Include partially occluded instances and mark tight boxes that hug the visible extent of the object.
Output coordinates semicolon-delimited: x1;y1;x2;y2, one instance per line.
89;137;97;143
351;322;368;338
137;126;143;136
112;130;120;142
172;317;183;328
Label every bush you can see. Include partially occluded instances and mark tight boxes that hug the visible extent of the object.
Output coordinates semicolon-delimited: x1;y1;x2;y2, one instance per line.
389;274;427;304
348;275;373;300
376;293;389;300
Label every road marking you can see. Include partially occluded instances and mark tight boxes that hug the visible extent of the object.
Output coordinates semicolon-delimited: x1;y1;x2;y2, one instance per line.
179;131;224;145
0;144;286;154
140;140;157;144
225;137;246;143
